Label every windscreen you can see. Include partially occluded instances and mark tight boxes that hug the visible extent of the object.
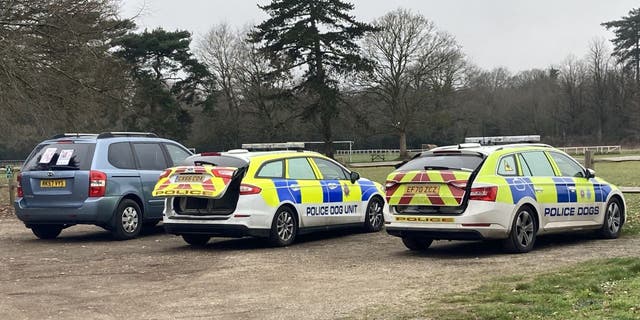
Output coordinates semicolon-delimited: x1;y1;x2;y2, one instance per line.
22;143;96;171
398;153;484;172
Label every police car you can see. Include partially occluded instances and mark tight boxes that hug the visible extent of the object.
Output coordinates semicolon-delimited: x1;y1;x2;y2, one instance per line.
384;143;625;253
152;147;385;246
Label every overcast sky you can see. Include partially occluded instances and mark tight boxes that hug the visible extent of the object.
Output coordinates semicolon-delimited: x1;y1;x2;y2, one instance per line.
120;0;638;72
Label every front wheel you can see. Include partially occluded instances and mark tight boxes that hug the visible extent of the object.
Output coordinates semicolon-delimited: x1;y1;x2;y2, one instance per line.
31;225;63;239
111;199;142;240
599;198;624;239
503;206;537;253
269;206;297;247
364;197;384;232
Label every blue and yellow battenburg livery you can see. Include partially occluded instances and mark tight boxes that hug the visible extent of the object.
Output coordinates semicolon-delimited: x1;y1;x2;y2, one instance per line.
384;144;626;253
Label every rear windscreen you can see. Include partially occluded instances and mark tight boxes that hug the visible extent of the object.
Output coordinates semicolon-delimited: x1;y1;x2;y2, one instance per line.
398;153;484;172
183;155;248;168
22;143;96;171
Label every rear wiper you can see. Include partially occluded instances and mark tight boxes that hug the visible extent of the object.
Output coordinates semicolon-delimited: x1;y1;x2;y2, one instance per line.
424;166;473;172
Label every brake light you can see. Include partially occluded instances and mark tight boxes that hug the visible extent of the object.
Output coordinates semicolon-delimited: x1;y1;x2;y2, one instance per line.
16;173;23;197
159;169;171;179
89;170;107;197
239;184;262;195
469;186;497;202
56;140;73;144
213;168;235;179
200;152;221;156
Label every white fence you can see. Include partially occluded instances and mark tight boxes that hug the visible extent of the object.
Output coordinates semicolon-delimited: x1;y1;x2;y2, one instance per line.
557;146;621;155
335;149;425;156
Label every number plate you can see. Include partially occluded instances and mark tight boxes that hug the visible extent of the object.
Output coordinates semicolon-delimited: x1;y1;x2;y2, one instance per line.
175;175;205;183
40;179;66;188
405;184;440;195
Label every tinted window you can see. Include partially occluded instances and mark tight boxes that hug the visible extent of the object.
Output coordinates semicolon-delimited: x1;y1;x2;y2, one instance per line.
399;153;483;172
133;143;167;170
23;143;95;171
165;143;192;166
519;151;555;177
549;152;585;177
287;158;316;179
497;155;517;176
313;158;348;180
108;142;135;169
257;160;284;178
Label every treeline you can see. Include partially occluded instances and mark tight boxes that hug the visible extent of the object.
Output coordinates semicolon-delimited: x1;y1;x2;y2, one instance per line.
1;0;639;159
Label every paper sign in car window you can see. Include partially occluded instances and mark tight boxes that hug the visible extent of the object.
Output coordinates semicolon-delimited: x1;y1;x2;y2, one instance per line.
39;147;57;164
56;149;74;166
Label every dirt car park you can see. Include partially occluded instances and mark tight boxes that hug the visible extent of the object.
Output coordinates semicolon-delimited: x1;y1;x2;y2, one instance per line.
1;206;640;320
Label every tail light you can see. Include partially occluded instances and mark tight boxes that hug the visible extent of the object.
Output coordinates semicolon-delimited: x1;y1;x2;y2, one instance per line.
469;186;497;202
89;170;107;197
16;173;23;197
213;168;235;179
384;180;399;194
159;169;171;179
449;180;468;189
239;184;262;195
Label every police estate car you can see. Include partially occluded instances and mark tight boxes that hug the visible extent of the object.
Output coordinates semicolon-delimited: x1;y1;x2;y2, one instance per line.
152;148;385;246
384;143;625;253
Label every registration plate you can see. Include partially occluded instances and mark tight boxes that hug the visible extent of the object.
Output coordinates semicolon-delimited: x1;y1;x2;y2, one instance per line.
175;175;205;183
40;179;66;188
405;184;440;195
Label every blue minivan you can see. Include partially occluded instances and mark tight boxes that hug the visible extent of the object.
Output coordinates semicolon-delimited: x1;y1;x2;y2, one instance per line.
14;132;192;240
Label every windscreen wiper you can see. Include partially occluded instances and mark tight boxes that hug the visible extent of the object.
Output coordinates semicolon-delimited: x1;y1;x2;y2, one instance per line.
424;166;473;172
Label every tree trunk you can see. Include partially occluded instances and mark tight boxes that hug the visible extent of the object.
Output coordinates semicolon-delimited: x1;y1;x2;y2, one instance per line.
399;129;408;159
322;112;334;158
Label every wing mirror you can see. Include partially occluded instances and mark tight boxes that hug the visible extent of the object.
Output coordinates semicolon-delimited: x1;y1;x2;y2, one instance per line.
585;168;596;179
350;171;360;184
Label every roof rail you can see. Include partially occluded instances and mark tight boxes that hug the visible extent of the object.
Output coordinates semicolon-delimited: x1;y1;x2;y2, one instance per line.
97;132;158;139
50;133;99;139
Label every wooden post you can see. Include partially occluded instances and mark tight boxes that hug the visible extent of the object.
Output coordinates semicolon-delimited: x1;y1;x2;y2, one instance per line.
584;150;594;169
9;181;15;206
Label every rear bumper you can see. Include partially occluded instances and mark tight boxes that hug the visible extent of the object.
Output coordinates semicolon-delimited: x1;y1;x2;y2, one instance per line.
386;227;485;240
13;196;120;225
164;222;270;238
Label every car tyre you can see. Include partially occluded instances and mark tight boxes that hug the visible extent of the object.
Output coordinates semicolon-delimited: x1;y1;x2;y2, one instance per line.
599;198;624;239
182;234;211;246
364;197;385;232
269;206;297;247
31;225;63;239
112;199;142;240
401;237;433;251
503;206;537;253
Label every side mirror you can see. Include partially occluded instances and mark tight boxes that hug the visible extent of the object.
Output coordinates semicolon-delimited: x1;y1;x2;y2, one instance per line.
350;171;360;184
585;168;596;179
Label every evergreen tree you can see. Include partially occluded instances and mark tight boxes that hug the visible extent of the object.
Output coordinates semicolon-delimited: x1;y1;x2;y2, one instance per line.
602;8;640;82
250;0;376;157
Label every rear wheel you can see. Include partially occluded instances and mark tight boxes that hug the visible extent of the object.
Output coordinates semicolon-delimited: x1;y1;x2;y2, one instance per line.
364;197;384;232
31;225;63;239
182;234;211;246
401;237;433;251
269;206;297;247
503;206;537;253
599;198;624;239
111;199;142;240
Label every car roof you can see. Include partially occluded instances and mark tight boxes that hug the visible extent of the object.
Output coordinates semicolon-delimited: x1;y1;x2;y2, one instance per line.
217;150;325;163
428;143;554;156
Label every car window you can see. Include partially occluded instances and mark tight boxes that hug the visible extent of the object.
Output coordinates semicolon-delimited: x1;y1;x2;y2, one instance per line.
257;160;284;178
549;152;585;177
165;143;192;166
313;158;349;180
518;154;533;176
519;151;555;177
22;143;95;171
132;143;168;171
497;154;517;176
108;142;135;169
287;158;316;180
398;153;483;171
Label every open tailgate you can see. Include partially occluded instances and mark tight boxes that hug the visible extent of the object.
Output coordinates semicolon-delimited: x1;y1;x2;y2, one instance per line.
153;166;238;199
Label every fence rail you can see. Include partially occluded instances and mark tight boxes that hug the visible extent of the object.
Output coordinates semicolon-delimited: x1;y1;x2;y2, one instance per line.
335;149;425;155
558;145;621;155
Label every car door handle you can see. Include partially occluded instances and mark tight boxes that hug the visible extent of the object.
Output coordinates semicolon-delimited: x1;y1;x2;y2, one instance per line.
534;187;544;193
327;183;338;189
289;184;300;191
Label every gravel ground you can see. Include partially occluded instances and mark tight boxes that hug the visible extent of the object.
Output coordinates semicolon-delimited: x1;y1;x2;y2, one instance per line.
1;206;639;320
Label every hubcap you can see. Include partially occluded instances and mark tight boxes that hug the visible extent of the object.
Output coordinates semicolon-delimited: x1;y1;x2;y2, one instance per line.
607;202;621;234
515;211;534;247
277;210;294;241
368;200;383;228
121;206;139;233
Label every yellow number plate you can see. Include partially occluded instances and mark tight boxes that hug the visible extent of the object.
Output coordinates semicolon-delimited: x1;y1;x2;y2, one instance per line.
40;179;66;188
405;184;440;195
175;175;204;183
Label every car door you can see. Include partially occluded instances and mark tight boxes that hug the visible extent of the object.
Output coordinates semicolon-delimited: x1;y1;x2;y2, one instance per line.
132;142;169;219
284;157;326;227
310;157;362;225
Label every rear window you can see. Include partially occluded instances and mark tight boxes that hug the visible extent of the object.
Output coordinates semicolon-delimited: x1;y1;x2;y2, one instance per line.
23;143;96;171
184;155;248;168
398;153;483;172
